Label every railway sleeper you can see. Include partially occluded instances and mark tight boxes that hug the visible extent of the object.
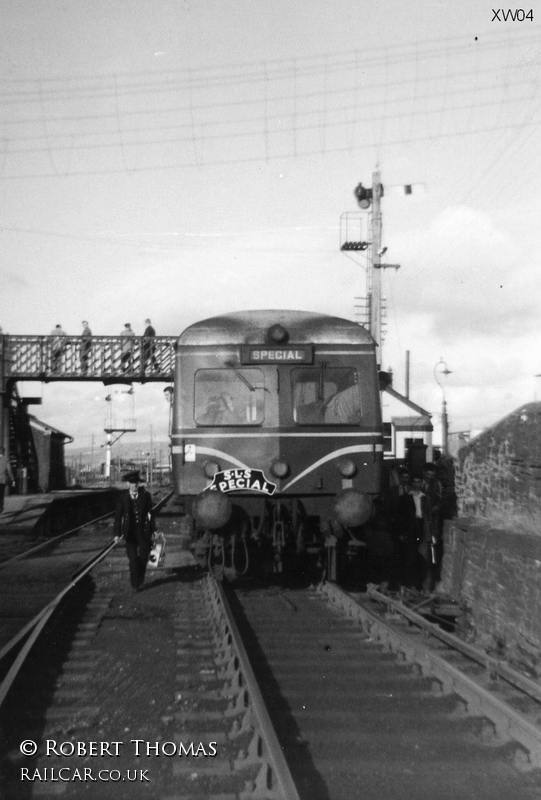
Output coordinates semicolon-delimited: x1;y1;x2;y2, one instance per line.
171;590;294;798
319;581;541;772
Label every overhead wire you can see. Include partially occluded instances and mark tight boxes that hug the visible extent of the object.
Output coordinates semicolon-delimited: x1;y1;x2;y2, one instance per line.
1;61;534;130
0;29;537;97
0;31;538;180
1;118;540;181
2;92;538;158
450;69;540;204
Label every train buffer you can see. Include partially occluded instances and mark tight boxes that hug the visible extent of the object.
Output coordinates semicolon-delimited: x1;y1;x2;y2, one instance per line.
0;334;177;383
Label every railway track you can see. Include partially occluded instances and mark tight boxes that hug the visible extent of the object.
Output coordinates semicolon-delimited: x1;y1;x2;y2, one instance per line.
0;514;116;659
327;585;541;768
2;503;541;799
0;528;297;798
1;493;296;799
229;580;541;800
0;490;174;662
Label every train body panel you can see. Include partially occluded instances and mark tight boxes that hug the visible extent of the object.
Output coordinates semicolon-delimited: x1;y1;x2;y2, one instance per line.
172;310;383;575
174;429;382;497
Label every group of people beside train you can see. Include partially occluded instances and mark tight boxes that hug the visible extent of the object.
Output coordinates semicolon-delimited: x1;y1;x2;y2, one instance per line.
47;318;159;374
332;449;457;595
386;449;457;594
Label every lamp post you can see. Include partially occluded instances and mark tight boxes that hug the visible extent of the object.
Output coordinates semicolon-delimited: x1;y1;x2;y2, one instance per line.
104;395;112;480
433;357;452;455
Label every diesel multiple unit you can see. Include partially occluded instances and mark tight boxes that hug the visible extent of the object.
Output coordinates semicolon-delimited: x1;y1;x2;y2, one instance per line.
172;310;384;577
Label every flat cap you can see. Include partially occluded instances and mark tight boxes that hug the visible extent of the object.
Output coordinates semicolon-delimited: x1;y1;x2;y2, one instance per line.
122;470;141;483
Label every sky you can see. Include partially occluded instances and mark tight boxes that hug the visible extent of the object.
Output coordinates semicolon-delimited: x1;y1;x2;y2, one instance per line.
1;0;540;465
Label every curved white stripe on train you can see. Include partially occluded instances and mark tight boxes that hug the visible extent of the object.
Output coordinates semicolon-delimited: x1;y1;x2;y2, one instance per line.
173;443;382;492
281;444;382;492
194;446;251;471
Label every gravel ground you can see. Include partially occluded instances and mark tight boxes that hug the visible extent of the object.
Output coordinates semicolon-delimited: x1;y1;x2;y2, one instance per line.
2;565;207;800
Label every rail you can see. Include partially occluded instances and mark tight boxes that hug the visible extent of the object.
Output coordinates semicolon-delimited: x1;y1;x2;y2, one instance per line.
0;490;174;709
1;334;176;381
319;581;541;770
0;510;114;568
0;537;117;708
206;575;302;799
367;586;541;704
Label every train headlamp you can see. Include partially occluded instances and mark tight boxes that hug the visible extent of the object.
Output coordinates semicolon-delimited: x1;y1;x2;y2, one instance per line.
337;458;357;478
271;460;289;478
203;460;220;478
267;324;289;344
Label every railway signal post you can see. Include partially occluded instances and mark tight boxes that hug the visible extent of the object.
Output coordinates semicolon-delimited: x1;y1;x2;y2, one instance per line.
344;169;401;368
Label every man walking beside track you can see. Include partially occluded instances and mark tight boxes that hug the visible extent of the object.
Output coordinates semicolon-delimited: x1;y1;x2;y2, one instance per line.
113;470;155;591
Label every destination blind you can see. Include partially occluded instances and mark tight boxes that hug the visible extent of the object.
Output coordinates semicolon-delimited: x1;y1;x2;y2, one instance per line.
241;345;313;364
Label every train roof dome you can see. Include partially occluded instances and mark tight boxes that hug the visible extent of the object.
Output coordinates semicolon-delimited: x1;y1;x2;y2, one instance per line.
177;310;374;346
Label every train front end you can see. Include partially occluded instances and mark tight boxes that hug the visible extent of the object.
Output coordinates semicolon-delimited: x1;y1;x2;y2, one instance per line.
172;310;383;577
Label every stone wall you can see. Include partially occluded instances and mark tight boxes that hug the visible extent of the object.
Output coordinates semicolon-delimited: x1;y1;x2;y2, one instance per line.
456;401;541;531
441;518;541;676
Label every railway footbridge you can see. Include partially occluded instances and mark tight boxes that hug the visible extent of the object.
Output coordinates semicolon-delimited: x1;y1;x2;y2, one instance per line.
0;333;177;489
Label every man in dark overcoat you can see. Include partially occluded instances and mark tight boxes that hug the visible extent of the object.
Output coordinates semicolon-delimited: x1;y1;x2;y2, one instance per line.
114;470;155;590
142;318;159;373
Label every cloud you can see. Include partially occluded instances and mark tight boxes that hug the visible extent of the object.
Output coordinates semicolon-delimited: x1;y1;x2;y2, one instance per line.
4;271;28;289
387;204;539;340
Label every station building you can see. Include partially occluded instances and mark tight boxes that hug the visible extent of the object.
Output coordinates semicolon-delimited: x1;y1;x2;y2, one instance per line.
381;382;433;464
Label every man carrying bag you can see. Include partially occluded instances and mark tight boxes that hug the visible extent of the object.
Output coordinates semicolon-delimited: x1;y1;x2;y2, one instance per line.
114;470;155;591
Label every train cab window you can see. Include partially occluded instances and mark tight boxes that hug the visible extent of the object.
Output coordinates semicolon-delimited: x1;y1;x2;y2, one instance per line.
194;368;265;425
292;367;362;425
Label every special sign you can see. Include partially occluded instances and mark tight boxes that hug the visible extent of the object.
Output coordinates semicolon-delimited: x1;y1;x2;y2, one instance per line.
208;468;277;495
241;344;313;364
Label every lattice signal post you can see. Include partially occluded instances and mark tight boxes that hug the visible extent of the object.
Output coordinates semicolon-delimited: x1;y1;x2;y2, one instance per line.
103;386;137;480
341;169;402;367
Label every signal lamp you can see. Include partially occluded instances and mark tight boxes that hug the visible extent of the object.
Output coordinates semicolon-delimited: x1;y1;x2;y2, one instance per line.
354;182;372;209
271;460;289;478
337;458;357;478
203;460;220;478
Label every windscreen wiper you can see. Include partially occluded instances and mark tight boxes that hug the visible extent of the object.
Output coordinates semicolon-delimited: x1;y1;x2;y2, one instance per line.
224;360;270;393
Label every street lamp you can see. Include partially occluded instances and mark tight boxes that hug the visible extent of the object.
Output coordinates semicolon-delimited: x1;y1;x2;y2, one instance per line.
433;357;452;455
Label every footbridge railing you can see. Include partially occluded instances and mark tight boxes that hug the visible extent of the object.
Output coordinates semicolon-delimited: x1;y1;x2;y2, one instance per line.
0;335;177;382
